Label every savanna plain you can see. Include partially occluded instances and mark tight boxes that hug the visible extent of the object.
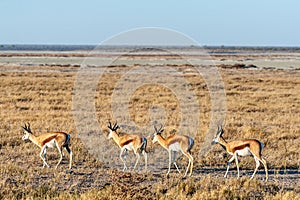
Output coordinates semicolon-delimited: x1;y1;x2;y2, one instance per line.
0;46;299;199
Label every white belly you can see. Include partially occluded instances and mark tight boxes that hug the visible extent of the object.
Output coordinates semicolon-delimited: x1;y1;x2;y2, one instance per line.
46;139;57;148
169;142;181;152
236;147;252;156
123;143;135;152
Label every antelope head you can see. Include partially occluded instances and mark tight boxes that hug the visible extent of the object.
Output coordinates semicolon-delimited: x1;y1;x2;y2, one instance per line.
107;121;120;139
211;125;224;145
22;122;32;141
152;124;164;144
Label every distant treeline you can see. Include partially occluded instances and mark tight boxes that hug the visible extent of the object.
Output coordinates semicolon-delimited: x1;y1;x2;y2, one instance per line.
0;44;95;51
1;44;300;53
204;45;300;54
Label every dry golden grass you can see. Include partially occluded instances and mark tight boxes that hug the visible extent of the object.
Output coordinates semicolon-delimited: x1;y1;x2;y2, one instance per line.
0;52;299;199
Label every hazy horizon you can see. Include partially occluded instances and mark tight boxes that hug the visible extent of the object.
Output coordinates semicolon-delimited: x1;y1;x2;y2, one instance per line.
1;44;300;48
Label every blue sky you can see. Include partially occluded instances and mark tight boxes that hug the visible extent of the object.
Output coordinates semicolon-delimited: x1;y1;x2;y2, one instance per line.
1;0;299;46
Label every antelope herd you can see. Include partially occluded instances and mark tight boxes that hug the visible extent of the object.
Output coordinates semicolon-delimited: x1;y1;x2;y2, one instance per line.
21;121;268;181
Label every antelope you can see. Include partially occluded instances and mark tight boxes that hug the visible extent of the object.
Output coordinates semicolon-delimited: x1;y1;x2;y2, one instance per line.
21;123;73;170
152;124;194;177
107;121;147;171
211;125;268;181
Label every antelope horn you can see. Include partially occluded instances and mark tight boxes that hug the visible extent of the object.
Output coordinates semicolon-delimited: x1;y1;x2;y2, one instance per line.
218;125;224;136
159;124;163;132
108;120;112;129
113;121;120;130
153;124;158;133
